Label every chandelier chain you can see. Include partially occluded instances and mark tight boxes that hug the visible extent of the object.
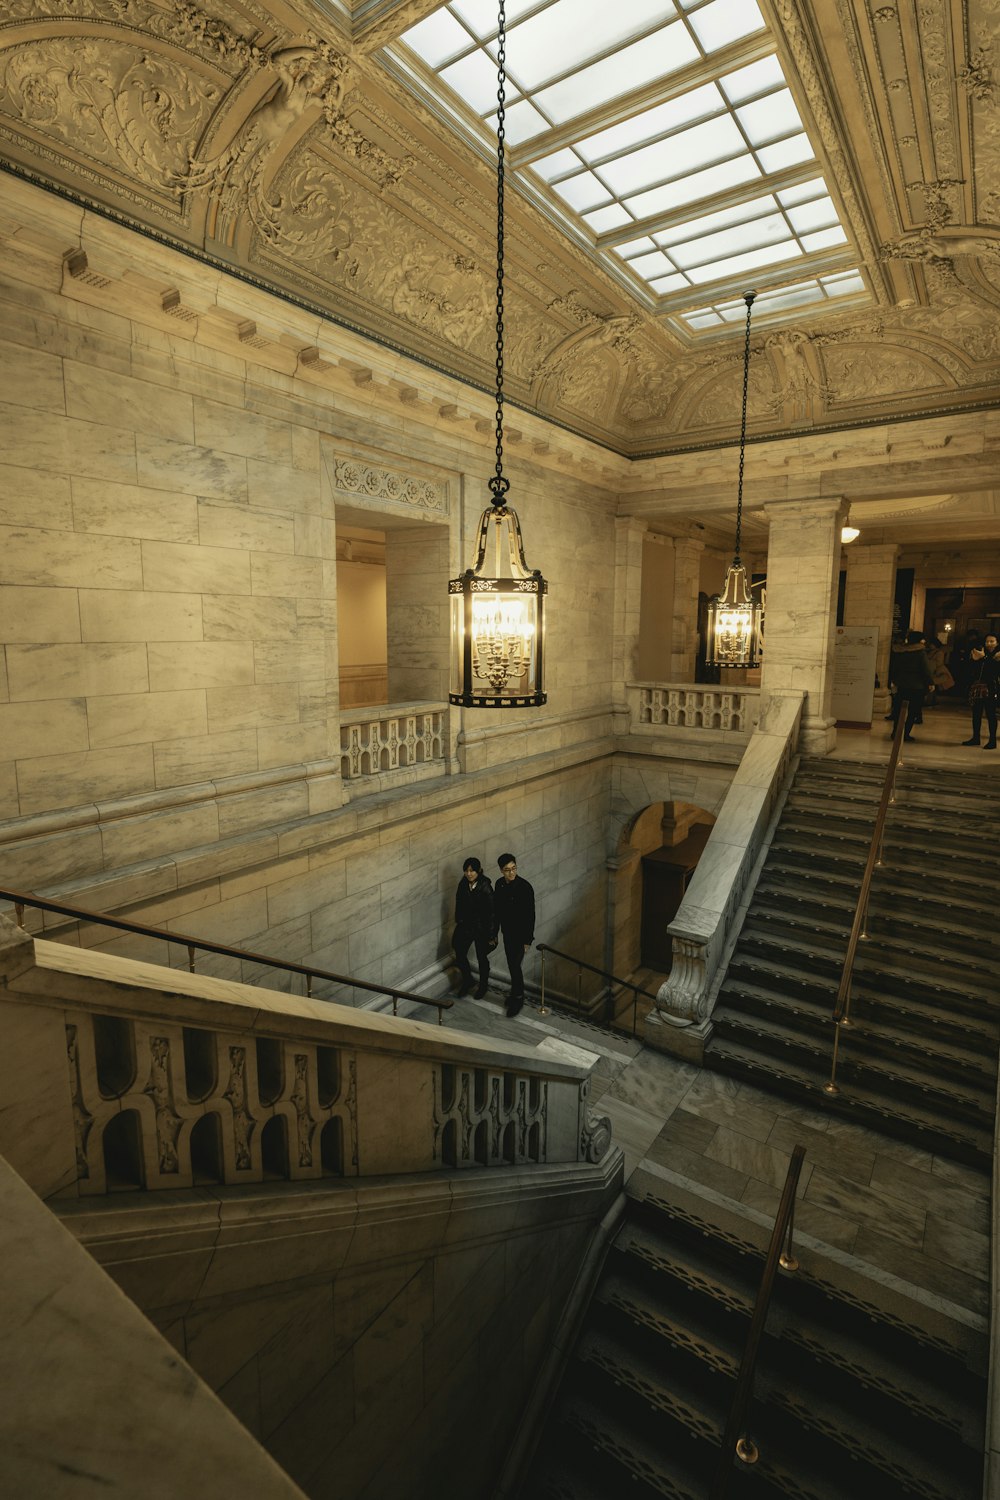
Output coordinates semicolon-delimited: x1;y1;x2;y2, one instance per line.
734;289;755;563
490;1;509;506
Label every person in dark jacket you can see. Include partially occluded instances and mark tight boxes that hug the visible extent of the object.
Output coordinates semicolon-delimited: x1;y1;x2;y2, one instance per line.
493;853;535;1018
888;630;934;741
963;633;999;749
453;856;494;997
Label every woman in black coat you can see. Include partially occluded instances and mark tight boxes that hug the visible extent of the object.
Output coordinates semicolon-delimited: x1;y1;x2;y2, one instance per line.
888;630;934;742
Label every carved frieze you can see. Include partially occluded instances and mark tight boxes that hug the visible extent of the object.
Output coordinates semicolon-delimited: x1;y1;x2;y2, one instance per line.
331;456;447;514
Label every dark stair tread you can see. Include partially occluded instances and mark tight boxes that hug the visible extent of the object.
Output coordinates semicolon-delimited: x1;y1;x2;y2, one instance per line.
718;974;1000;1047
708;1010;995;1116
713;990;998;1088
738;918;994;985
704;1038;992;1162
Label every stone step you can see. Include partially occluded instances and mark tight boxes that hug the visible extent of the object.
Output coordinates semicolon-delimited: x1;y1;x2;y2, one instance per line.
714;981;998;1092
738;918;994;988
704;1037;992;1166
753;881;1000;956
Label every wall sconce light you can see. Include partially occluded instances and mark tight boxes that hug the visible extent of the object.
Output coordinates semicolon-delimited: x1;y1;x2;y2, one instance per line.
448;1;546;708
841;525;861;544
705;291;762;669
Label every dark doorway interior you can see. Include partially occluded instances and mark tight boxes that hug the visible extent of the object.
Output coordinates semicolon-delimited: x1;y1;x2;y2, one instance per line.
641;822;713;971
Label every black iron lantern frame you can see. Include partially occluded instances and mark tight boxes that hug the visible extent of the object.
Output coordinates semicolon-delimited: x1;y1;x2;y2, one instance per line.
705;290;763;670
448;0;547;709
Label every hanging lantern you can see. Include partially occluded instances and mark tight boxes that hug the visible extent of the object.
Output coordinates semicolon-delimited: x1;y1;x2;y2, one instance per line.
448;0;548;709
449;505;546;707
705;291;763;669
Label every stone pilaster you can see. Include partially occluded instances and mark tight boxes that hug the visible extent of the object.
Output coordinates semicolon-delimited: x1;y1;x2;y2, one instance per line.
668;537;705;682
612;518;647;729
842;542;899;717
760;496;847;754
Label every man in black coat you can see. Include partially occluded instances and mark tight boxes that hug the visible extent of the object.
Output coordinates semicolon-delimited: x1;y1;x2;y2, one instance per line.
888;630;934;742
453;856;494;998
493;853;535;1018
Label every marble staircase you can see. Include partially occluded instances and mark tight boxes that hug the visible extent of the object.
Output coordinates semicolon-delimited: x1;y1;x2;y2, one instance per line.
704;757;1000;1166
521;1167;986;1500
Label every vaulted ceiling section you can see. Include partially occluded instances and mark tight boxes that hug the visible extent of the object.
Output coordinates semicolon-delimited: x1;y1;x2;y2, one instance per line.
0;0;998;458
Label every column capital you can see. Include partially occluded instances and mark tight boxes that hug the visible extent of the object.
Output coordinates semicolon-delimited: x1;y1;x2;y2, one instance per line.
614;515;649;536
763;495;848;524
671;534;705;558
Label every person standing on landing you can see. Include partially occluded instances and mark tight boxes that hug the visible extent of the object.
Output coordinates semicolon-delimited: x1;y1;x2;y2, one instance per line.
493;853;535;1018
963;634;999;750
453;857;494;998
888;630;934;742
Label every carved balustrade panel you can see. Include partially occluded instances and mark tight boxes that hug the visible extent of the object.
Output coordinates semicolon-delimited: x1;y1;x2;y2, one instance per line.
433;1063;550;1168
635;684;760;733
66;1014;358;1194
339;705;444;780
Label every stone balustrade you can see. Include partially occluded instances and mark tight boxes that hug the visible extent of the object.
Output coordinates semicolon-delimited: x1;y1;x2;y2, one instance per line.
339;702;446;781
0;917;610;1201
629;681;761;735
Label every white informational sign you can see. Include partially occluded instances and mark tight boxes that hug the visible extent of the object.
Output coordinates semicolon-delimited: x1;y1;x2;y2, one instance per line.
832;625;879;727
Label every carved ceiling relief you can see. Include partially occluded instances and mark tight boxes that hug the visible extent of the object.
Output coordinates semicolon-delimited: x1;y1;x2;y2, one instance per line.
0;34;223;194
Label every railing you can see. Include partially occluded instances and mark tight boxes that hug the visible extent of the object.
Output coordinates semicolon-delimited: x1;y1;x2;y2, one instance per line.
339;702;445;780
825;712;905;1095
628;681;760;735
0;886;452;1023
535;942;661;1035
711;1144;806;1497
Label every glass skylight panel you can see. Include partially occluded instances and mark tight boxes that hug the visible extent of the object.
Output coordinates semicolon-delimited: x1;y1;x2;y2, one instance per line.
801;226;848;252
650;273;690;294
670;212;790;268
720;55;785;105
602;114;745;197
530;147;581;182
552;172;613;213
503;0;677;89
625;154;760;218
487;98;549;143
628;250;677;278
687;0;765;52
584;204;633;232
653;194;778;247
440;50;514;113
687;311;725;328
617;236;659;256
575;85;722;164
736;90;803;147
824;271;865;295
535;24;699;124
686;239;801;283
778;177;827;207
757;135;815;172
403;10;472;68
787;195;837;233
451;0;539;33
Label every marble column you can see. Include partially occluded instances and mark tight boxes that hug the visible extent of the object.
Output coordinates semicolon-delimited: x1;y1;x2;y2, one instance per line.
612;518;647;730
668;536;705;681
842;542;899;717
760;496;847;754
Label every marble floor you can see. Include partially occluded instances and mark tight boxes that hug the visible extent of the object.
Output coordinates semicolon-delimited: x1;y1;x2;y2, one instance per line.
446;993;991;1329
832;699;1000;771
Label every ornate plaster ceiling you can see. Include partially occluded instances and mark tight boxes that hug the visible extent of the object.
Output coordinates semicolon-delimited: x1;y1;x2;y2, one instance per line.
0;0;998;458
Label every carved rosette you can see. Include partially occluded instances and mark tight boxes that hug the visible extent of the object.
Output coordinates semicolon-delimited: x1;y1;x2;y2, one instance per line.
332;458;446;515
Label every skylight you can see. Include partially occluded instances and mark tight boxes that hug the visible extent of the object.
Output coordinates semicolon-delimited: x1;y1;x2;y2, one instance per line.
392;0;867;333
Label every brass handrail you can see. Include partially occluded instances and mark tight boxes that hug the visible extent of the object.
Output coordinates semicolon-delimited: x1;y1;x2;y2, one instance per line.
711;1143;806;1497
825;711;905;1094
0;886;452;1023
535;941;660;1035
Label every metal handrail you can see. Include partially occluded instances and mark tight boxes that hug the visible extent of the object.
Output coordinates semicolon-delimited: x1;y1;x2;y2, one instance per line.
535;941;661;1035
711;1143;806;1497
825;711;905;1093
0;886;452;1023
